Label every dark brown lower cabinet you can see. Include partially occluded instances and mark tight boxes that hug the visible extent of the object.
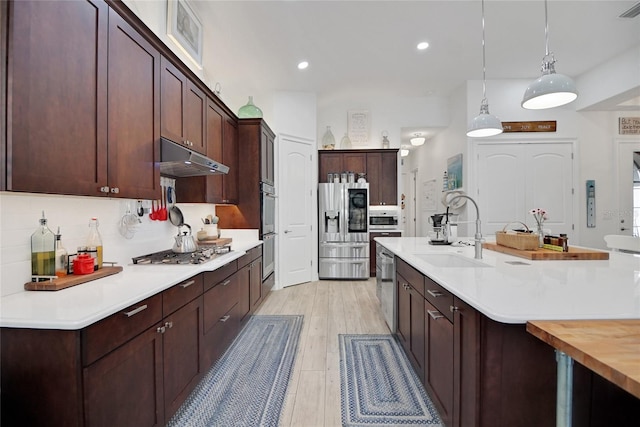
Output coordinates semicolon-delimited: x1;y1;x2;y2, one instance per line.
396;272;425;382
424;300;453;427
84;324;165;427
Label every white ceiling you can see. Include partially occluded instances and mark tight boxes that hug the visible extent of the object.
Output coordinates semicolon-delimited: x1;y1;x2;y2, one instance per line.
187;0;640;143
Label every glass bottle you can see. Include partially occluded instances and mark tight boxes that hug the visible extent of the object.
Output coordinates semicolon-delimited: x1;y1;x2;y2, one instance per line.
31;211;55;277
340;133;352;149
87;218;103;270
55;227;68;278
237;96;263;118
537;223;544;248
322;126;335;149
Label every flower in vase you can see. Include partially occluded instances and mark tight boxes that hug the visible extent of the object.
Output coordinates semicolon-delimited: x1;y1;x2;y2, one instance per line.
529;208;548;228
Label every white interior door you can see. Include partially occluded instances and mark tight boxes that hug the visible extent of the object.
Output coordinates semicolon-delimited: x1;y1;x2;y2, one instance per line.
616;140;640;236
279;135;313;287
476;142;574;239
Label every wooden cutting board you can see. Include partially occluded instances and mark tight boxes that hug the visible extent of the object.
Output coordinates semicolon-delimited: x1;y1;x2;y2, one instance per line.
25;266;123;291
527;319;640;399
196;237;232;246
483;242;609;260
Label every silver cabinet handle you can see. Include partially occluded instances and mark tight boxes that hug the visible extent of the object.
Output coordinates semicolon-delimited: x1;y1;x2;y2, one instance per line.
164;321;173;329
221;279;231;287
427;289;445;298
450;305;459;313
99;186;110;193
157;325;166;334
124;304;148;317
220;315;231;323
180;280;195;288
284;230;291;233
110;187;119;194
427;310;444;320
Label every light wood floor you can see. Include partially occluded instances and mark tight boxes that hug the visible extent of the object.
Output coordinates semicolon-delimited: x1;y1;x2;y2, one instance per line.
254;278;391;427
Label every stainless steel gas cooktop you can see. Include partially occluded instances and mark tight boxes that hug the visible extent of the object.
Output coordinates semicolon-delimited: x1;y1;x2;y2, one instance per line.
132;245;232;265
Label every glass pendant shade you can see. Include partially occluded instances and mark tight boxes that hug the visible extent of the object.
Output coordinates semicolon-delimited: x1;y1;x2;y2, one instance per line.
238;96;263;118
521;60;578;109
410;136;425;146
467;100;503;137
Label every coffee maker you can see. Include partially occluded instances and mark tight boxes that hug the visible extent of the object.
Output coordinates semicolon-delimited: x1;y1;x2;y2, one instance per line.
428;213;454;244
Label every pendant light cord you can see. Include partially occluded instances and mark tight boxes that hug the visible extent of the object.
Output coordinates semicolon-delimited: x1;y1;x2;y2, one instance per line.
544;0;550;57
481;0;487;101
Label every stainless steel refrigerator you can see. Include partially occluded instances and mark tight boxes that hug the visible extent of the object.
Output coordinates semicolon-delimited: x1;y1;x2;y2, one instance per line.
318;182;369;279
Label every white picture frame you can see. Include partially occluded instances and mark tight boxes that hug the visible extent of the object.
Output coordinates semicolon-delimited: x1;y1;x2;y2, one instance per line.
348;110;370;145
167;0;203;69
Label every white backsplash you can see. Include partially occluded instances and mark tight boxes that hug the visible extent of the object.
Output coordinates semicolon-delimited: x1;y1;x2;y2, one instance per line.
0;191;225;296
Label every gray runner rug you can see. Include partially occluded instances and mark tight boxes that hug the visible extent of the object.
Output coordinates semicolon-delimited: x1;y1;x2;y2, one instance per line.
168;315;303;427
340;334;444;426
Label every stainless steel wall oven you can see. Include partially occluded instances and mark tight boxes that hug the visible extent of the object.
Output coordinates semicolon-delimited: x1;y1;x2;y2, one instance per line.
260;182;276;280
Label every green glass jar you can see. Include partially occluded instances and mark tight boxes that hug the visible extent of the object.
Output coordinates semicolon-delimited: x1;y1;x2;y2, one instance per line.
238;96;263;118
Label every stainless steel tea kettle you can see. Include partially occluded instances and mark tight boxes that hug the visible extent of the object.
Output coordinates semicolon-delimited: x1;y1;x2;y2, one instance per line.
172;224;198;253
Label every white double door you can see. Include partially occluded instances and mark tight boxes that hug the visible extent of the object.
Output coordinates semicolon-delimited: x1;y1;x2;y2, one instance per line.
475;142;575;240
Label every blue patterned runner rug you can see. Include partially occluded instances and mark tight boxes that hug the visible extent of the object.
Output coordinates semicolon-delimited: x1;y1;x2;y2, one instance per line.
340;334;443;426
168;315;303;427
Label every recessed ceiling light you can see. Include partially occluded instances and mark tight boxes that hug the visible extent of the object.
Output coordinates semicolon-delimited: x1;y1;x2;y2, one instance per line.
297;61;309;70
417;42;429;50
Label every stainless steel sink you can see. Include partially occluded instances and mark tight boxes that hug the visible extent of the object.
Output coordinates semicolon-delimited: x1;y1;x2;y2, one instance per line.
415;253;491;268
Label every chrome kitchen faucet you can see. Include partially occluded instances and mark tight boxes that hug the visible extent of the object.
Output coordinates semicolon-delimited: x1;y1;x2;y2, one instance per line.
447;195;483;259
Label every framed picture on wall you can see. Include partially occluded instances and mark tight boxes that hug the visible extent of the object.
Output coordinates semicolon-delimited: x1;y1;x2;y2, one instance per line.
447;153;463;190
167;0;203;69
348;110;370;145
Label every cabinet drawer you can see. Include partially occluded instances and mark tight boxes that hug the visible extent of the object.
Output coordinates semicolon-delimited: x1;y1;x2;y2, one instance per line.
203;272;239;334
82;294;163;366
163;274;204;316
396;258;424;298
204;260;237;292
424;276;454;322
238;246;262;268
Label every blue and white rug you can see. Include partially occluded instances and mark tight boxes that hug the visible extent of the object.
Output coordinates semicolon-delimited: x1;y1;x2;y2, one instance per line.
167;315;303;427
340;334;444;426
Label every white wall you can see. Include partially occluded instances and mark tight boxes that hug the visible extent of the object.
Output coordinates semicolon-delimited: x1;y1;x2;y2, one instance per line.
0;192;217;296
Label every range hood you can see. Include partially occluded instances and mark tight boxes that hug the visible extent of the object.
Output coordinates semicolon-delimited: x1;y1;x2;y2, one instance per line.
160;137;229;177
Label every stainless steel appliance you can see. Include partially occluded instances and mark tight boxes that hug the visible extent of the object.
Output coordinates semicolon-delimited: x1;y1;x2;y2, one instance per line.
369;206;399;230
159;137;229;177
260;182;276;280
132;245;232;265
376;242;396;332
318;182;369;279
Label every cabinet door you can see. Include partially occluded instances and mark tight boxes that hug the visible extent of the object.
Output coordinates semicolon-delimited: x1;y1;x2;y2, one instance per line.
184;81;206;155
409;284;425;382
107;9;160;200
83;324;164;427
452;297;480;427
367;153;383;205
380;151;398;205
319;152;343;182
261;127;275;185
222;116;239;204
163;296;203;421
160;57;185;145
7;0;108;196
249;258;263;312
206;98;224;202
396;273;411;350
425;300;454;426
344;152;366;175
237;264;251;323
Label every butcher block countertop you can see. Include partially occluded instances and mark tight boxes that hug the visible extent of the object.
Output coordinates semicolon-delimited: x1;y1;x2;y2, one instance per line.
527;319;640;399
483;242;609;260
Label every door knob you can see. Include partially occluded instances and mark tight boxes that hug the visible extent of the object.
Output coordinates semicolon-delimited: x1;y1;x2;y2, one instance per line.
284;230;292;234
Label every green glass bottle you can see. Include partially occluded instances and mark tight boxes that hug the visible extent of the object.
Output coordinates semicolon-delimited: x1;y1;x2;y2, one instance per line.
238;96;263;118
31;211;56;278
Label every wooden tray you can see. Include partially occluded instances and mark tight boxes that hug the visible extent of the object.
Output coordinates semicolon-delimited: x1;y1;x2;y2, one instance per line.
196;237;232;246
25;266;123;291
483;242;609;260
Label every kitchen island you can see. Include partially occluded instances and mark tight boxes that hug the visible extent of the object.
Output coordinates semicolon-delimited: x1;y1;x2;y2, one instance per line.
0;239;265;427
375;236;640;427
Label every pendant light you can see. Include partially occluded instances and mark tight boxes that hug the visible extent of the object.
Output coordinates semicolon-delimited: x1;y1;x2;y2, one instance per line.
521;0;578;109
467;0;503;138
410;133;425;146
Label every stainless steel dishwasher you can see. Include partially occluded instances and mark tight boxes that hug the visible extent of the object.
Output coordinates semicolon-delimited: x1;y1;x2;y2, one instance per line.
375;242;396;332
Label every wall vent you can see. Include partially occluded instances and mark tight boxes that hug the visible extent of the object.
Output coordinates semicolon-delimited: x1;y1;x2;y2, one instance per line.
620;2;640;18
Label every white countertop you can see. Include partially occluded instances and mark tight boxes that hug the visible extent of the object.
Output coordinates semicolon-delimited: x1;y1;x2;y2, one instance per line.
376;237;640;324
0;240;261;330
